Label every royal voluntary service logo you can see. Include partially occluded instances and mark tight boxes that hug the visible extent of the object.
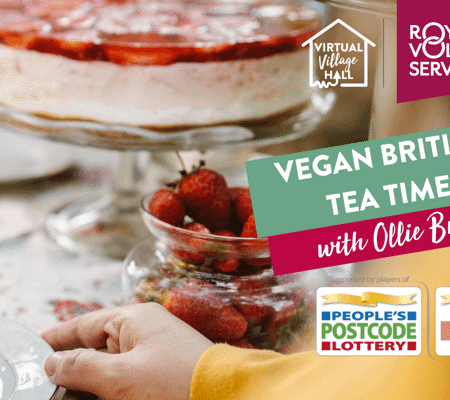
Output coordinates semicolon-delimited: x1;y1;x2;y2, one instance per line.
397;0;450;102
302;19;375;88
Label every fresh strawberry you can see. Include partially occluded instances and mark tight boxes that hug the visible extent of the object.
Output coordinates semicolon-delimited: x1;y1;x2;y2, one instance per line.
231;271;274;295
231;272;272;325
232;296;269;325
241;214;257;238
213;258;240;273
227;338;254;349
228;187;246;232
212;229;240;273
229;187;246;202
213;229;237;238
172;222;210;266
149;188;185;226
235;188;253;225
178;168;231;231
164;280;247;340
244;295;299;350
264;294;301;350
184;222;211;234
241;215;271;268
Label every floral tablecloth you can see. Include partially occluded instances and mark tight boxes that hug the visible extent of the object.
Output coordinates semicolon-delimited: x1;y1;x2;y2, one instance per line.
0;132;258;334
0;128;135;336
0;230;123;334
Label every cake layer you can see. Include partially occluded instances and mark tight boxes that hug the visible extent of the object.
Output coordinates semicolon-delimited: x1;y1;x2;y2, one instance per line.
0;43;311;127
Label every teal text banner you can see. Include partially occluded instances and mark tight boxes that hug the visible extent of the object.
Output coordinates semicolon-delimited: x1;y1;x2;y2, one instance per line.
246;128;450;237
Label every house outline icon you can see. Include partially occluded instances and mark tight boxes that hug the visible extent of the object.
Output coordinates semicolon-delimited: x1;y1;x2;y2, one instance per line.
302;19;376;88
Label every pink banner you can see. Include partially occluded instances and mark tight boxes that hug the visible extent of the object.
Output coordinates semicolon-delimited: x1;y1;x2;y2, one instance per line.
269;206;450;275
397;0;450;103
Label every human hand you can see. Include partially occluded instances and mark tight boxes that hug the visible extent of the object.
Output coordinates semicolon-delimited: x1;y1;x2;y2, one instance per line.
42;303;213;400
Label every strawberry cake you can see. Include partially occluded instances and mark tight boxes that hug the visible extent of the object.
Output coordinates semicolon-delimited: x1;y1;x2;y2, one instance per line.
0;0;319;129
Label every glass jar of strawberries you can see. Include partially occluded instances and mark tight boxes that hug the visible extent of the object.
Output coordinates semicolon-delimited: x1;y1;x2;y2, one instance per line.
122;165;329;353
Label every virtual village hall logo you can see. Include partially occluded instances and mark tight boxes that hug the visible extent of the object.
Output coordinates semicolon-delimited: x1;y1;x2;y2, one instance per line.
302;19;376;88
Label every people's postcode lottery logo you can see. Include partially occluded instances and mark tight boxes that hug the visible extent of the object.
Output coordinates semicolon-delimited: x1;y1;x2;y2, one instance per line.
316;287;421;356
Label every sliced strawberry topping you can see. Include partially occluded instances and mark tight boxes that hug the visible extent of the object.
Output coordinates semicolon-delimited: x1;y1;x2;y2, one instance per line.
103;43;186;65
27;0;96;18
0;10;49;48
0;0;25;9
0;0;318;65
0;10;49;34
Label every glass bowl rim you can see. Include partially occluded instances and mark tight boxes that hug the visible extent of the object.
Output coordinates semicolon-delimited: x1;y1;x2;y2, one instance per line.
140;190;269;244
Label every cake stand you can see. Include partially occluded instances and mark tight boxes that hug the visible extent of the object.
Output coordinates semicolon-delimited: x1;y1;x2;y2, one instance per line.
0;89;335;258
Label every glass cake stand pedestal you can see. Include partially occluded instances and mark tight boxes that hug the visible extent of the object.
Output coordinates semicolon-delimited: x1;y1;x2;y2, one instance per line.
0;89;335;259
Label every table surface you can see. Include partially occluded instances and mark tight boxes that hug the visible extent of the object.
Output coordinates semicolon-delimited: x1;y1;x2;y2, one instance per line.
0;131;125;334
0;129;260;399
0;129;133;399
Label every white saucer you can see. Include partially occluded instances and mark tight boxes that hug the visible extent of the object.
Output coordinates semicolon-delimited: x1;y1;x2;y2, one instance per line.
0;318;57;400
0;129;74;185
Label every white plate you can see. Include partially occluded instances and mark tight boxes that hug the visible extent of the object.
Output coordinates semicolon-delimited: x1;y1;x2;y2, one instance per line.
0;318;57;400
0;129;74;184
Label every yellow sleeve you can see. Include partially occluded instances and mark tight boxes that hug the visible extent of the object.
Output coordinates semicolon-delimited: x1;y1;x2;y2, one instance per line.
190;344;307;400
190;249;450;400
191;343;450;400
